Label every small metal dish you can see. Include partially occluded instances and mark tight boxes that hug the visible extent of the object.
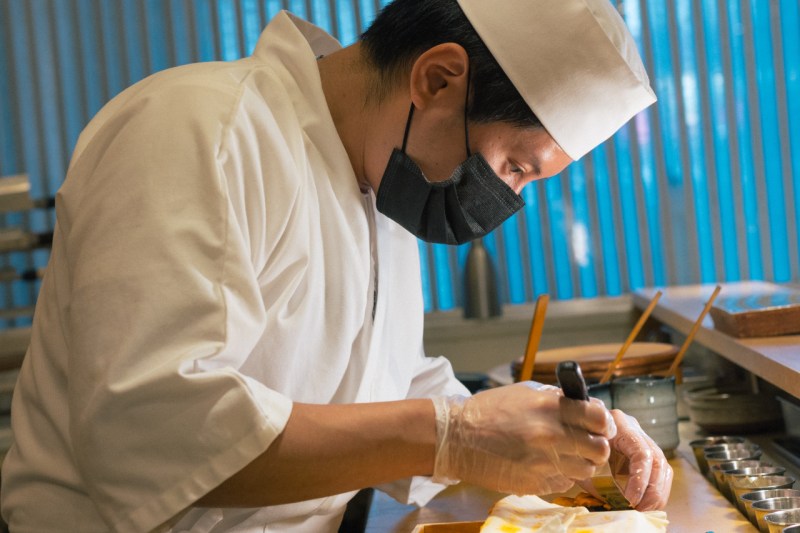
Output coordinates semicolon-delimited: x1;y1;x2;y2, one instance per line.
764;508;800;533
741;489;800;526
753;496;800;532
690;436;747;475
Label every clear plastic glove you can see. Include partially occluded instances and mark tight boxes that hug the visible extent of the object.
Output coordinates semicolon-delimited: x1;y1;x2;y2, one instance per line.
606;410;673;510
432;382;617;496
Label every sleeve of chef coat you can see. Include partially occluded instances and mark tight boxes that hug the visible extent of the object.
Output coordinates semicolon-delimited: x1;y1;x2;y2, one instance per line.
56;78;292;532
375;349;470;506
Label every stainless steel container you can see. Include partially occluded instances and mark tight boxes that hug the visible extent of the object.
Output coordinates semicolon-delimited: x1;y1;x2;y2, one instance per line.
736;477;796;531
709;459;772;499
764;508;800;533
753;497;800;533
705;448;763;499
741;489;800;526
690;436;747;476
711;459;766;498
727;467;789;513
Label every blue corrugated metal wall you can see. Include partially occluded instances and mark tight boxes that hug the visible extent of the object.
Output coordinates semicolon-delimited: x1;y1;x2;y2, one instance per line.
0;0;798;324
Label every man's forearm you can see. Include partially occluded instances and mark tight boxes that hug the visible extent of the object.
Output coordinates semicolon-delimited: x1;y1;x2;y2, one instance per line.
196;398;437;507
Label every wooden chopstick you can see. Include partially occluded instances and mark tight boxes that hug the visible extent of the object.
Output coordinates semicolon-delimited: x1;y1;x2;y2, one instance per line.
517;294;549;382
666;285;722;377
599;290;663;384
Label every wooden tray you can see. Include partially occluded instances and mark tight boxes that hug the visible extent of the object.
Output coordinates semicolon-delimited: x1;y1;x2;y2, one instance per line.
510;342;678;384
709;289;800;337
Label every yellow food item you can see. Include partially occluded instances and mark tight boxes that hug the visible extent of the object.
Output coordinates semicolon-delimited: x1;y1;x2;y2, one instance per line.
573;492;610;511
479;495;668;533
550;497;576;507
550;492;610;512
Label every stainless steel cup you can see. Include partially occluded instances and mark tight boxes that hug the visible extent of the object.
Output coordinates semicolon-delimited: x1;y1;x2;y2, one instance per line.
727;467;789;513
706;448;763;498
741;490;800;526
703;442;760;459
712;460;766;495
706;448;763;468
764;508;800;533
752;496;800;532
690;436;747;476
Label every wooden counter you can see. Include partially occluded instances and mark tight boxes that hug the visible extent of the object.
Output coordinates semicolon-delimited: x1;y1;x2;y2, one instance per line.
633;281;800;398
366;436;758;532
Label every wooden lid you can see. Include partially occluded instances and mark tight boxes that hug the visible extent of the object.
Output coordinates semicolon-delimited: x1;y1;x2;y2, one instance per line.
511;342;678;383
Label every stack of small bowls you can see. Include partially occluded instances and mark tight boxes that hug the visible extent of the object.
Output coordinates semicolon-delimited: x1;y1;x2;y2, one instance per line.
728;467;789;512
742;490;800;527
690;436;748;476
754;500;800;532
689;436;798;532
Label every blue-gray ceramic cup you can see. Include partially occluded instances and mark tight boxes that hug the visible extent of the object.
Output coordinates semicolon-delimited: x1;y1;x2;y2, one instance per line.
587;382;613;410
612;375;679;455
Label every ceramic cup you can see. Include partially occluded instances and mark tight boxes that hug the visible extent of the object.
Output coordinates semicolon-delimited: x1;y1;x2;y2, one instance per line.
741;490;800;527
760;505;800;533
587;382;613;410
690;436;747;476
612;375;679;455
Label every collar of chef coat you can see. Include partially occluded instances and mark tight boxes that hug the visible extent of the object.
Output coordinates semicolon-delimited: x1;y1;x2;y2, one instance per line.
253;11;342;74
250;10;368;222
253;11;342;57
248;9;375;283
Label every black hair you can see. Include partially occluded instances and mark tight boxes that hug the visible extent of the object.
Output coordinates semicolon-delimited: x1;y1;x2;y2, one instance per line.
360;0;542;129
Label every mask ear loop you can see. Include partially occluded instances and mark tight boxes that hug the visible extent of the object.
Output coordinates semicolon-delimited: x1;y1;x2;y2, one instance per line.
400;103;415;153
402;63;470;155
464;67;472;158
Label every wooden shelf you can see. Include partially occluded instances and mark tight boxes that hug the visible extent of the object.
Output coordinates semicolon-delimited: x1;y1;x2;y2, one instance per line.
634;281;800;399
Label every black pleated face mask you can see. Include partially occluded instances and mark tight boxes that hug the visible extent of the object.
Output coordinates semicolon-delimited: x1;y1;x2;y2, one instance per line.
375;92;525;245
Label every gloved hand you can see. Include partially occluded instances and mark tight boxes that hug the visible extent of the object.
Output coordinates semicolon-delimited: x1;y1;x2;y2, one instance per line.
606;410;673;510
431;382;617;496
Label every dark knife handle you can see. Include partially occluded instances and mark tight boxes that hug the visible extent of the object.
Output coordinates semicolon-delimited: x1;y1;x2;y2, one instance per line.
556;360;589;401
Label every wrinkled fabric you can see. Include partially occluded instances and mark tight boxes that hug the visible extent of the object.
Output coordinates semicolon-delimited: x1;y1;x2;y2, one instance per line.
1;11;467;533
477;495;668;533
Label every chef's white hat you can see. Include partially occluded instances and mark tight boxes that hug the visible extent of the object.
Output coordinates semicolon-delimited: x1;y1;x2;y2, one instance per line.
456;0;656;160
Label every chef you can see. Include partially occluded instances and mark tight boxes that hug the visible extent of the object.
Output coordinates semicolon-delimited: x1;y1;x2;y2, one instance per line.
1;0;672;531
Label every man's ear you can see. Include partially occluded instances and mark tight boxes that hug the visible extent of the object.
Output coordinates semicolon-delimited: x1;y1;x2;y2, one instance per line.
408;43;469;113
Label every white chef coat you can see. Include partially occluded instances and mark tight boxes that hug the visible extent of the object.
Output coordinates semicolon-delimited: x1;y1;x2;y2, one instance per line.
0;12;468;533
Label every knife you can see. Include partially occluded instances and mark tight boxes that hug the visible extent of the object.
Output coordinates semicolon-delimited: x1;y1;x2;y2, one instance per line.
556;361;631;510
